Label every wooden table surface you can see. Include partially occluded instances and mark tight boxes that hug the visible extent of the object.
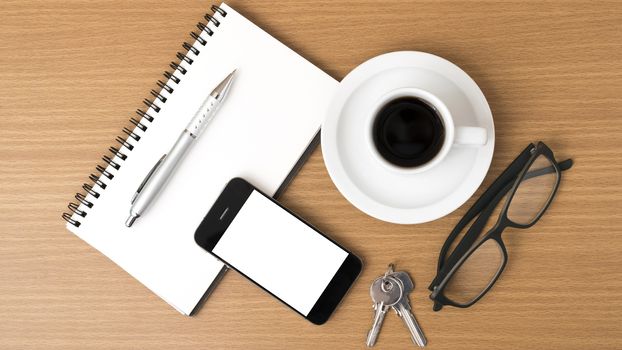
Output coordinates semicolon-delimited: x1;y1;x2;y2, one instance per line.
1;1;621;349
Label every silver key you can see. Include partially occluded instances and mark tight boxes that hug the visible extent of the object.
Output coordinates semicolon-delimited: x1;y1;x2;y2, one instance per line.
366;273;403;347
391;270;427;347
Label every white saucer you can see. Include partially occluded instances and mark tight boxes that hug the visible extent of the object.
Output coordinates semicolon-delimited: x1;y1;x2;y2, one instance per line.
321;51;495;224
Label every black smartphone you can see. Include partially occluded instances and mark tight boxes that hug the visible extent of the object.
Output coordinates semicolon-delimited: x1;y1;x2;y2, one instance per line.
194;178;362;324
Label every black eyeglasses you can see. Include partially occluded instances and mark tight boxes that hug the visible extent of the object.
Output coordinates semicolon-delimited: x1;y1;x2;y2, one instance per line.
428;142;573;311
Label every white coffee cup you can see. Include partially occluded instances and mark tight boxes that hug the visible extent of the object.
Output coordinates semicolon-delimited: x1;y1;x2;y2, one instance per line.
366;87;487;174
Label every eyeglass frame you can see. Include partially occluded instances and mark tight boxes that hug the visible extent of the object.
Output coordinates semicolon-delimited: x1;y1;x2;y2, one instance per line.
428;141;573;311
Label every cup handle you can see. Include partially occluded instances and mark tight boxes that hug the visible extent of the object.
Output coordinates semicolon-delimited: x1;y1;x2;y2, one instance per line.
454;126;488;146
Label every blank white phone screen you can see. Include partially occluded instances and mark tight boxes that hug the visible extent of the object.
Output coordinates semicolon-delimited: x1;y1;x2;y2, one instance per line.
213;190;348;315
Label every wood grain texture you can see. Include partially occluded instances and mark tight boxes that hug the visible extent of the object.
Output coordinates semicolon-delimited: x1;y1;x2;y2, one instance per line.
1;0;621;349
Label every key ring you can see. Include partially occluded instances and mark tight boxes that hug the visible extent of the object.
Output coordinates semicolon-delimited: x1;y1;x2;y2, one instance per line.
381;263;396;292
384;263;395;278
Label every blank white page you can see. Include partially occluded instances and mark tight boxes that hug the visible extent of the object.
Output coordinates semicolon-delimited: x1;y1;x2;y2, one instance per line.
66;2;337;315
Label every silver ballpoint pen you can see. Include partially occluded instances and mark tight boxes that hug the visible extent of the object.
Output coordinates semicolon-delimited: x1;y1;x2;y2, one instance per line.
125;70;236;227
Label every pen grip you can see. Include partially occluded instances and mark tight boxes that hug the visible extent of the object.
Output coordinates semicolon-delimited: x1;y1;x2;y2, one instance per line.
132;133;194;215
187;95;218;138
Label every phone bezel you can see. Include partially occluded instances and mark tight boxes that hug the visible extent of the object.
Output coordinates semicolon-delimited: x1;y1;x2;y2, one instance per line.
194;177;362;325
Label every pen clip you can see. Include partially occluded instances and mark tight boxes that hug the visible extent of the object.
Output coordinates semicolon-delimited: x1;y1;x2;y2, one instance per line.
132;154;166;204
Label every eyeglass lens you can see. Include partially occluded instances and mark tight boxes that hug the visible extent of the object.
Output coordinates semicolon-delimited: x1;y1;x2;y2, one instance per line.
443;239;504;305
507;154;558;225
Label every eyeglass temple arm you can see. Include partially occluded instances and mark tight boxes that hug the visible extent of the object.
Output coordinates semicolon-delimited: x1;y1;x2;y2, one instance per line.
429;157;573;290
524;158;573;180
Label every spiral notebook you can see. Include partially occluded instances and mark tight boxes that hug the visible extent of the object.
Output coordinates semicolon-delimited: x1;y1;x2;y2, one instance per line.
62;3;337;315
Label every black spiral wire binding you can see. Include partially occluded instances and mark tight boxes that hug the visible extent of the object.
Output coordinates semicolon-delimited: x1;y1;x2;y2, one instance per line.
115;136;134;151
176;52;193;65
204;14;220;27
197;22;214;37
68;202;87;217
163;71;181;84
190;31;207;46
96;165;114;180
75;193;93;208
157;80;174;94
89;173;107;189
183;42;200;56
150;89;167;103
62;5;227;227
102;155;121;170
108;146;127;160
135;109;154;123
63;5;227;227
82;184;100;198
129;117;147;132
122;127;141;141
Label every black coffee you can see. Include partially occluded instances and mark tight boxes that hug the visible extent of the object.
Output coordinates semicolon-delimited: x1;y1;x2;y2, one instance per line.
372;97;445;168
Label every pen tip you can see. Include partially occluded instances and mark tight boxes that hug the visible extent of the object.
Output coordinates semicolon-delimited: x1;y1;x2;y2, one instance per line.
125;214;139;227
211;70;236;99
225;69;236;82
